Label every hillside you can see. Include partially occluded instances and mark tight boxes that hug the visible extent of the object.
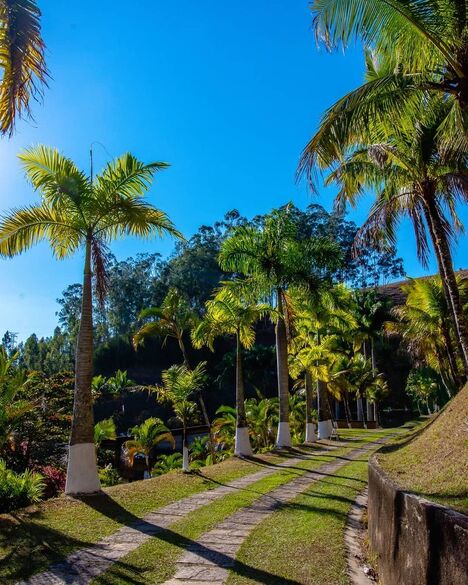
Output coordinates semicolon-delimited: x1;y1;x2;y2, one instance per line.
379;383;468;513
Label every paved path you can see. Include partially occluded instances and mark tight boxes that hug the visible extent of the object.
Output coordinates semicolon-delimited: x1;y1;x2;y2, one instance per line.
18;446;340;585
160;439;387;585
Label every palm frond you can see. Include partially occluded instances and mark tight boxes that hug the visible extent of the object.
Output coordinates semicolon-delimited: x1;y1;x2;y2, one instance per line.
0;0;49;135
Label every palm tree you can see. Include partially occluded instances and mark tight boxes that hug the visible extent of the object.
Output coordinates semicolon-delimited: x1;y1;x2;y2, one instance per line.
349;290;389;420
133;288;198;367
192;283;269;456
155;363;205;472
133;288;214;455
313;95;468;381
94;417;117;446
0;0;49;135
299;1;467;176
107;369;135;414
0;146;181;494
124;417;174;471
219;209;340;447
388;276;468;395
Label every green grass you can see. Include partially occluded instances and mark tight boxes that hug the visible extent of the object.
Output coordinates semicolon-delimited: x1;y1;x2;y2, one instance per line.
0;451;288;584
0;428;395;584
91;429;392;585
226;456;371;585
379;385;468;513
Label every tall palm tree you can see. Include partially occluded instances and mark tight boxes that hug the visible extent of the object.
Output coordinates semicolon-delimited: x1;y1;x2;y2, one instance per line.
192;283;269;456
218;211;301;448
155;363;205;472
313;96;468;380
0;0;49;135
124;417;174;471
133;288;214;454
0;146;181;494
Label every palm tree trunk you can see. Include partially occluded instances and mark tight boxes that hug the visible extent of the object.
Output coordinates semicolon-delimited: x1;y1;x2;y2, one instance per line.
275;289;291;447
234;332;252;456
182;421;189;472
317;378;332;439
304;371;316;442
179;335;216;460
65;237;101;495
422;190;468;380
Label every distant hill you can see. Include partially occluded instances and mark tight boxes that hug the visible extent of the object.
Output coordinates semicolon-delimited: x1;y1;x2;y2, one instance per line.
379;383;468;513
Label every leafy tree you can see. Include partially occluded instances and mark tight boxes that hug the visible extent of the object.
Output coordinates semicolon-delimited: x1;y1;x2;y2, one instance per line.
0;0;48;135
0;145;181;494
155;363;205;472
192;283;269;455
124;417;174;471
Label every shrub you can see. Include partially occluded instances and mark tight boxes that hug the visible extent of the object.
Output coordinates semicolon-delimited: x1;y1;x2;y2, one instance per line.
0;460;44;513
99;464;122;487
152;453;182;476
35;466;66;499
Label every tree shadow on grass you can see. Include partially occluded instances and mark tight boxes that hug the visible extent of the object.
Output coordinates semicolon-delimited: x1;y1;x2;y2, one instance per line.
79;492;303;585
0;514;90;584
232;453;368;483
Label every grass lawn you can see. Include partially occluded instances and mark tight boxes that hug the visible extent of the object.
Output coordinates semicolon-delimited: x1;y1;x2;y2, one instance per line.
0;429;394;584
91;429;392;585
225;456;371;585
379;384;468;513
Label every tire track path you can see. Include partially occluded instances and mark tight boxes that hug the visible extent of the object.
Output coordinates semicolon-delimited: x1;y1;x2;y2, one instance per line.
18;446;339;585
159;438;388;585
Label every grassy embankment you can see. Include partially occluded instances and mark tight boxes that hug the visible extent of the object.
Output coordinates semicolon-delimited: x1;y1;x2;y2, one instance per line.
379;383;468;513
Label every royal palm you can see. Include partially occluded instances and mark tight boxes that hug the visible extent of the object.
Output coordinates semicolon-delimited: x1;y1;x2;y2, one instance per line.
192;283;269;456
0;146;181;494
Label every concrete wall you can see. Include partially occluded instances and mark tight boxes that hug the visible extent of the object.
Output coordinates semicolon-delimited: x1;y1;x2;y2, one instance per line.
368;456;468;585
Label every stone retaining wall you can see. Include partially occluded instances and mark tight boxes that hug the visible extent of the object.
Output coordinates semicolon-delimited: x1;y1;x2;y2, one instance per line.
368;455;468;585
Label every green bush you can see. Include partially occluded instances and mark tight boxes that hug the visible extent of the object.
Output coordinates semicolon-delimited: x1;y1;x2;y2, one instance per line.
0;460;44;513
98;464;122;487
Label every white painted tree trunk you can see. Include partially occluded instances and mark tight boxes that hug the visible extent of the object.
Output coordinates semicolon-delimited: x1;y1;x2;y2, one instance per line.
318;420;333;440
234;426;253;456
305;422;317;443
276;422;292;447
182;445;190;472
65;443;101;494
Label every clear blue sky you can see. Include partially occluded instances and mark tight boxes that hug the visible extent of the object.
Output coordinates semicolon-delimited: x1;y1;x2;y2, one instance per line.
0;0;467;341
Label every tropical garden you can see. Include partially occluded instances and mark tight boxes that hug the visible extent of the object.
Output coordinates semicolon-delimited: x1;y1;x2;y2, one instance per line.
0;1;466;584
